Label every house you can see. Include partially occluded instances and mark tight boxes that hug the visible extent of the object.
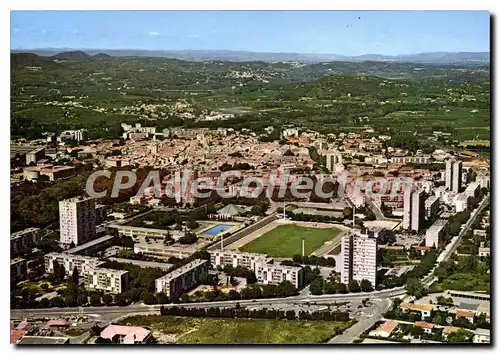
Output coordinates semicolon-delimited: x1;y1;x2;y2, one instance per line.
11;330;28;344
442;326;462;340
400;302;435;320
368;321;399;338
473;328;490;343
478;247;490;257
456;309;475;324
415;321;434;334
100;324;152;344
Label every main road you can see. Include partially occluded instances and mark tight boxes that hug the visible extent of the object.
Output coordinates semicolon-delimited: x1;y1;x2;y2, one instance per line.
11;287;406;321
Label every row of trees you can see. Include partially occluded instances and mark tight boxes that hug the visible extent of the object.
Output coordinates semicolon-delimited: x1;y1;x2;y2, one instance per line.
309;277;373;295
160;304;351;322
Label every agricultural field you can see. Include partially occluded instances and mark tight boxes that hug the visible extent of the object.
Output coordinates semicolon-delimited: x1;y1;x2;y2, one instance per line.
119;315;353;344
239;224;342;258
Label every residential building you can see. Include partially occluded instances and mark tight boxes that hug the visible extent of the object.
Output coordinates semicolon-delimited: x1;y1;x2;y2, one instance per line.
11;227;41;255
464;182;480;198
255;262;303;288
25;146;45;165
100;325;152;344
446;159;463;193
11;258;27;283
83;267;129;294
478;247;490;257
400;302;435;320
325;152;343;171
415;322;434;334
424;195;439;220
59;197;97;246
473;329;490;343
210;250;270;272
403;186;425;232
23;165;76;182
425;219;447;247
368;321;399;338
44;253;103;275
113;225;170;239
455;309;475;324
390;155;431;164
340;230;378;286
455;193;469;212
155;259;209;298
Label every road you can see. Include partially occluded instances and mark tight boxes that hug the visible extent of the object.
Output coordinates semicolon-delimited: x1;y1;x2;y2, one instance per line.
422;193;489;287
329;298;392;343
11;287;406;321
367;200;400;223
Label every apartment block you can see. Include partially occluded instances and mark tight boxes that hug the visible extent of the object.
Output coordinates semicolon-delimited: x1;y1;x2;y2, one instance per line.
325;152;343;171
11;258;27;283
464;182;480;198
59;197;97;246
44;253;103;275
155;259;209;298
11;227;41;255
403;186;425;232
424;195;439;220
425;219;448;248
340;230;378;286
26;146;45;165
83;267;129;294
210;250;270;272
255;263;303;288
446;159;462;193
455;193;469;212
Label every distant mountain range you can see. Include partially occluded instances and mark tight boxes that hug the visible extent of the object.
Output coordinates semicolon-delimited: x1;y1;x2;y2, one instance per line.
11;48;490;64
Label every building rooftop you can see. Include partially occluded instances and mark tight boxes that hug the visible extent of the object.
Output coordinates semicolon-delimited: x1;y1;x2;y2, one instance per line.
11;258;26;265
11;227;40;239
108;257;173;270
400;302;435;312
100;324;151;343
426;219;448;233
156;259;207;282
374;321;399;334
415;321;434;329
65;235;114;254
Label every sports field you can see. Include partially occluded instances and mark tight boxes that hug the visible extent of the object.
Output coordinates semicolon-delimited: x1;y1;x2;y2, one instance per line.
239;224;342;258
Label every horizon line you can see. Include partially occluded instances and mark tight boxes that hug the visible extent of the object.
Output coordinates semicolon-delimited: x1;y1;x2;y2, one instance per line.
10;47;491;57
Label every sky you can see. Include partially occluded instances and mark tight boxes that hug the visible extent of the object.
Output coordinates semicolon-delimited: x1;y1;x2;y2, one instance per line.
10;10;490;55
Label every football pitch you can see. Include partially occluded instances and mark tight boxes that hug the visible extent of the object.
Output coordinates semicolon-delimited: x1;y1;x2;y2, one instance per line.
239;224;342;258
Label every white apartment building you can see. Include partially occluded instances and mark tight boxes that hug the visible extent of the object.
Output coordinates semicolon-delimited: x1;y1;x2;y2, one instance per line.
390;155;431;164
465;182;480;198
255;263;303;288
11;227;41;254
44;253;103;275
155;259;209;298
446;159;463;193
455;193;469;212
210;250;270;272
424;195;439;220
403;186;425;232
340;230;378;286
59;197;97;246
44;253;129;293
425;219;448;247
325;152;343;171
83;267;129;294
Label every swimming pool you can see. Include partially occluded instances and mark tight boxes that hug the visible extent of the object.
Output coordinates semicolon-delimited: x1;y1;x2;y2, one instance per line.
203;224;233;236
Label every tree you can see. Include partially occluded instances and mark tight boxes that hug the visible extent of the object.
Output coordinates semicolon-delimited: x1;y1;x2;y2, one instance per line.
180;293;191;303
228;290;241;300
246;271;257;285
360;279;373;292
141;291;157;305
410;325;424;338
405;277;426;298
447;329;473;343
323;281;336;294
102;293;113;306
292;254;302;263
348;280;361;293
155;292;170;304
71;266;79;285
53;261;66;283
90;294;102;306
309;277;324;295
277;280;297;297
77;293;88;306
334;282;348;294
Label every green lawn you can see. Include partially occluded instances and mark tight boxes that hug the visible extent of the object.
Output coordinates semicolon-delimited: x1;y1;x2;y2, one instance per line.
118;315;352;344
239;224;342;258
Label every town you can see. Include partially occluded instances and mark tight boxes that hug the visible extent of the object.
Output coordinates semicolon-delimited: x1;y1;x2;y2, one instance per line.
10;9;491;346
